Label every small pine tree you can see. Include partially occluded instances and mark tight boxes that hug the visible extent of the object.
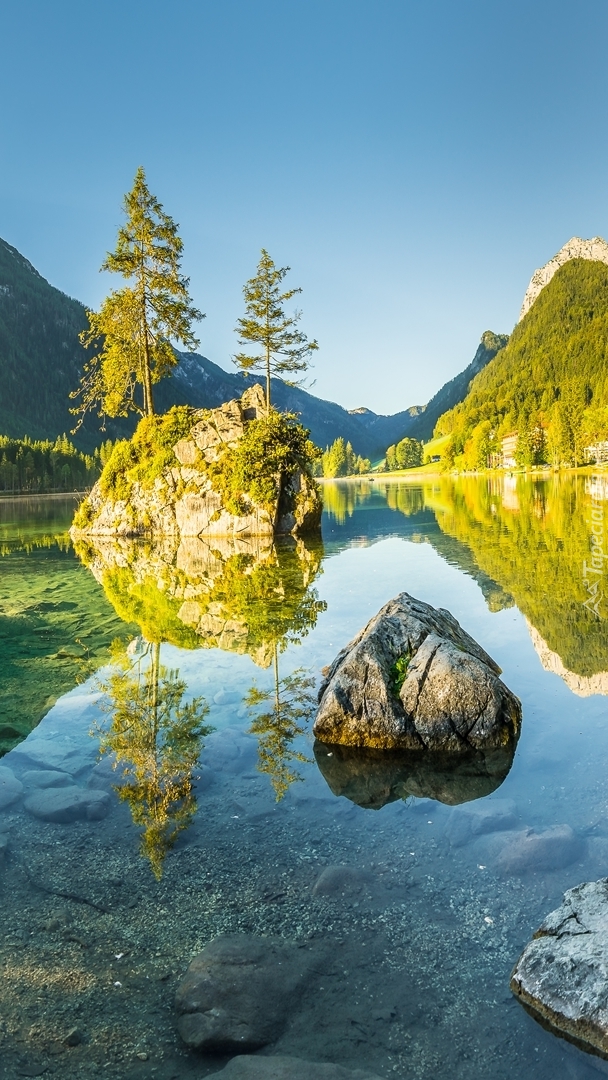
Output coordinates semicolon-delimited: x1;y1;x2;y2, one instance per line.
234;249;318;408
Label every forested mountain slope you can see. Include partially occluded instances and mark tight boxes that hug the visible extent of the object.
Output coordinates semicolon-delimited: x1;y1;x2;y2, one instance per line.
436;259;608;447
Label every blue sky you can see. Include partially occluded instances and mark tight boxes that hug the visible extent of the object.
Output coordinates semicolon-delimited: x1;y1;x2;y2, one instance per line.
1;0;607;414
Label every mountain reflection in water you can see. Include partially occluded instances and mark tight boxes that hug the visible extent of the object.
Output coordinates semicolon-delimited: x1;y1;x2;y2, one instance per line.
323;474;608;686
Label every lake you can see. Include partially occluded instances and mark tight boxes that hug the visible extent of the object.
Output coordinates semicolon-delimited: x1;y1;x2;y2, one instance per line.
1;475;608;1080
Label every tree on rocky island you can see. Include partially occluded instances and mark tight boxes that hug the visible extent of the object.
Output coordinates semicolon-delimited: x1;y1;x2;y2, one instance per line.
70;167;203;429
233;249;318;408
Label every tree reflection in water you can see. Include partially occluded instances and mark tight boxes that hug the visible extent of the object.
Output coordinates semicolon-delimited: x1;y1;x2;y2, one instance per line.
96;640;212;878
245;649;316;800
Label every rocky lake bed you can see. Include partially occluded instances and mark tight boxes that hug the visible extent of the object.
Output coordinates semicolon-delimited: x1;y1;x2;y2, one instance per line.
3;477;608;1078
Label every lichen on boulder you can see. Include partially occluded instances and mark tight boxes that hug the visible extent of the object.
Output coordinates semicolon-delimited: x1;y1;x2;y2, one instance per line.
71;385;322;540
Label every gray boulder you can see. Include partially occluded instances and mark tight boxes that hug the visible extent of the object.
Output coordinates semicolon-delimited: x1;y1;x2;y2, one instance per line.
511;878;608;1057
175;934;316;1051
0;766;23;810
312;865;373;897
314;593;521;751
212;1055;384;1079
23;788;111;823
22;770;77;790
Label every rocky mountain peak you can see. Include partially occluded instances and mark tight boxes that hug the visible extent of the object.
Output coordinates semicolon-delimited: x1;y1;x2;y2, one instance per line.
519;235;608;321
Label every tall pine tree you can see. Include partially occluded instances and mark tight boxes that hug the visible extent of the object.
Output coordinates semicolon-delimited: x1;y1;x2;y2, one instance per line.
71;167;203;428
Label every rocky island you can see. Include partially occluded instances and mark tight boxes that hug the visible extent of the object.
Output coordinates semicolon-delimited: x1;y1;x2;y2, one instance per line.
71;384;322;541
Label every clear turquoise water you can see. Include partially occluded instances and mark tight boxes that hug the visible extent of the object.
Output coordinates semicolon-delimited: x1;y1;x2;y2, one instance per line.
1;477;608;1079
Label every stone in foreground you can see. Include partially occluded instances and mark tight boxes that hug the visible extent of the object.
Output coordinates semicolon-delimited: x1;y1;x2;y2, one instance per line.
511;879;608;1057
213;1055;384;1079
314;593;521;751
175;934;315;1051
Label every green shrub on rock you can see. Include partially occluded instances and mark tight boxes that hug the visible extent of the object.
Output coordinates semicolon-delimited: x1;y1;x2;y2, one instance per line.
206;410;321;516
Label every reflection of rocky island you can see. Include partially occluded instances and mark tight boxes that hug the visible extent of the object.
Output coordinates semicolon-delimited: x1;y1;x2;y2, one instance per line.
314;741;516;808
74;533;326;665
97;641;212;878
72;385;321;541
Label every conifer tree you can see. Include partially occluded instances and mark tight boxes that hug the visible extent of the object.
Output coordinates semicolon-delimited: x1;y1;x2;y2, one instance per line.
234;249;318;408
71;167;203;428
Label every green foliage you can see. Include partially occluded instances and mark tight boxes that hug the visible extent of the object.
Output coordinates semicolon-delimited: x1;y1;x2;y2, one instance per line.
385;437;423;471
421;475;608;677
234;249;318;406
435;260;608;465
206;408;320;515
76;536;327;661
95;562;201;649
71;167;203;426
389;653;411;695
321;437;371;477
96;642;212;878
97;406;194;502
0;433;99;494
245;663;315;800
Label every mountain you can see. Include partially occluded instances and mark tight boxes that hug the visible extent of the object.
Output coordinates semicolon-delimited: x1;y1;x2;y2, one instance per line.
171;353;423;460
0;234;499;457
435;250;608;447
404;331;508;441
519;235;608;322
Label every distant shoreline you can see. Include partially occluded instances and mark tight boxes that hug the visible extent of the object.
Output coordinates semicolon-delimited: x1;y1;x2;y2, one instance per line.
0;491;85;501
318;463;608;482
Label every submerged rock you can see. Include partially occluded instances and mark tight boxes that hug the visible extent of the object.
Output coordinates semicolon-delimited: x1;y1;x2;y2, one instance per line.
0;766;23;810
314;594;521;752
445;798;518;847
23;788;111;823
496;824;581;874
21;770;77;790
312;865;373;897
175;934;316;1051
511;878;608;1057
314;741;517;808
213;1055;384;1079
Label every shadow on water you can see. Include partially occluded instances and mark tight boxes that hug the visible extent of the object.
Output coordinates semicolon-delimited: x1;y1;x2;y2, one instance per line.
314;739;518;809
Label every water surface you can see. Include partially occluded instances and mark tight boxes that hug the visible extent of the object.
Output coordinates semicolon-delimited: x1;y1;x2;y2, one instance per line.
1;476;608;1080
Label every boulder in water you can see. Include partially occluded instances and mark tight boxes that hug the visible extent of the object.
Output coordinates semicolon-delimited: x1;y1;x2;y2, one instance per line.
313;593;521;752
212;1055;384;1079
175;934;316;1051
